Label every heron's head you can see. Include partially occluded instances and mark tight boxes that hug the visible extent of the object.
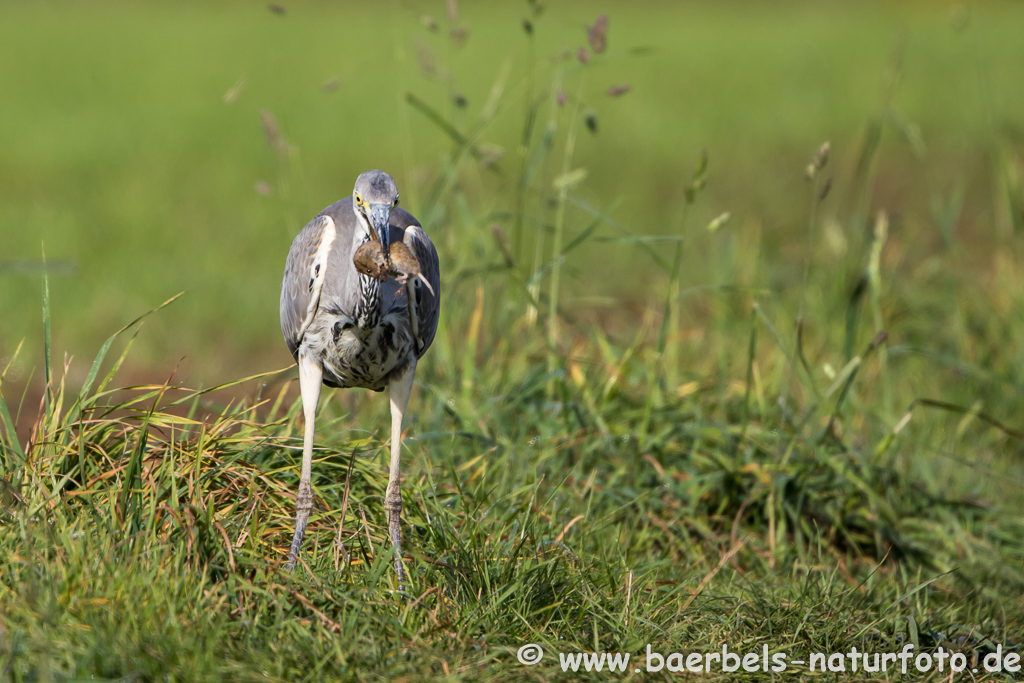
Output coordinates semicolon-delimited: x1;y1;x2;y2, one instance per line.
352;170;399;247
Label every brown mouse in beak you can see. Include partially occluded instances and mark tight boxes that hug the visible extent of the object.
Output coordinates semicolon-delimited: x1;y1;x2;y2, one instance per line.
352;239;435;298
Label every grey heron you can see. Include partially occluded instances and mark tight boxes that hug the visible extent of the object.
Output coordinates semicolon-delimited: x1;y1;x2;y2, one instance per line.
279;170;440;586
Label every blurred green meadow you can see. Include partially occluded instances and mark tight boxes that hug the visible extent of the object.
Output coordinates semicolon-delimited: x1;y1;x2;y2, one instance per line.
2;0;1023;380
3;1;1024;680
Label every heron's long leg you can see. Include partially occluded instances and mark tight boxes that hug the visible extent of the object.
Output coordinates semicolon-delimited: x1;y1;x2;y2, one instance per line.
386;360;416;590
287;350;322;568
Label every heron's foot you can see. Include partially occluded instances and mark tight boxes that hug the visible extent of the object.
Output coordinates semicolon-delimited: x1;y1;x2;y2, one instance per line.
286;484;314;569
393;273;411;297
384;483;407;591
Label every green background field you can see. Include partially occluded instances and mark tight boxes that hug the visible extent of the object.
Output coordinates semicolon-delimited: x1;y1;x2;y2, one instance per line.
3;1;1023;381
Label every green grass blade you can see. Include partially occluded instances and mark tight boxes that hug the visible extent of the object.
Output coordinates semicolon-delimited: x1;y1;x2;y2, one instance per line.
0;391;26;466
42;247;52;416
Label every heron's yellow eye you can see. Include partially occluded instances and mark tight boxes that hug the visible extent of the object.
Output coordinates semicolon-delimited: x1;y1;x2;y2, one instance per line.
393;195;399;207
354;194;363;206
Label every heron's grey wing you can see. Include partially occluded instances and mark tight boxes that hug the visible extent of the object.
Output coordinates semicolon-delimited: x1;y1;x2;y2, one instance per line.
280;214;339;358
402;224;440;356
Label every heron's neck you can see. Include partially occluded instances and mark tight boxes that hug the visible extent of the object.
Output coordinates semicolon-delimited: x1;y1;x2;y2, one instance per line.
354;235;382;330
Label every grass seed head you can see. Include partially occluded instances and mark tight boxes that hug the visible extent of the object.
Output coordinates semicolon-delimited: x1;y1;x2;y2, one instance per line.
814;141;831;170
420;14;438;32
587;15;608;53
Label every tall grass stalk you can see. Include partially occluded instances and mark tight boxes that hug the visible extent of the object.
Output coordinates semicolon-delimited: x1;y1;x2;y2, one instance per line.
547;80;584;391
640;151;707;447
526;72;563;327
41;249;52;419
867;210;893;418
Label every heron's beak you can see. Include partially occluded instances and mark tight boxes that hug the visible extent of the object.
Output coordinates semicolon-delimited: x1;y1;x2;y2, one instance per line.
367;204;391;246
